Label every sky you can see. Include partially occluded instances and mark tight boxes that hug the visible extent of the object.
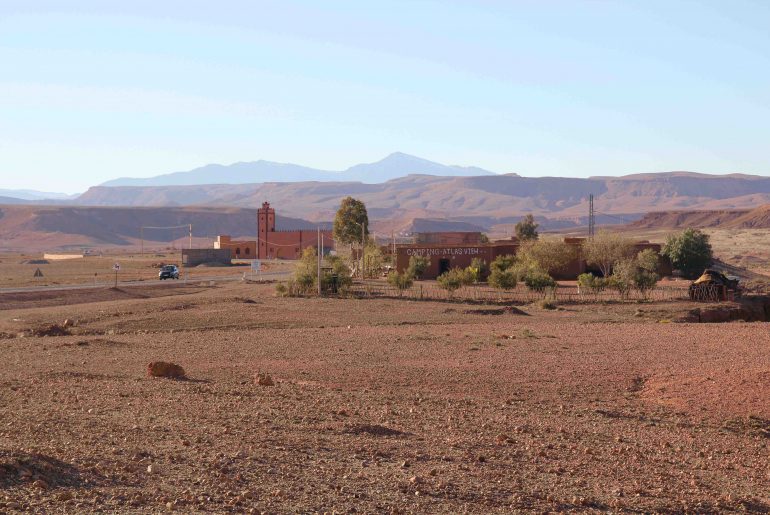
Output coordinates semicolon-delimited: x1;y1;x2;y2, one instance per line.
2;0;770;193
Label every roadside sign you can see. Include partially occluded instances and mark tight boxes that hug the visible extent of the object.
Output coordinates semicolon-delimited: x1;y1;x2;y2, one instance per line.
251;260;261;272
33;268;44;278
112;263;121;271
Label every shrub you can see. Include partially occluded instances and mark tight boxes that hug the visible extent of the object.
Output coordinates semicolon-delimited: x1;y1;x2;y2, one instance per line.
274;282;288;297
387;270;414;296
321;255;353;294
437;268;466;298
634;268;659;298
607;259;635;299
538;299;557;310
488;267;517;290
465;257;488;283
407;255;430;279
636;248;660;273
490;254;516;273
661;228;712;279
577;273;605;297
524;271;556;292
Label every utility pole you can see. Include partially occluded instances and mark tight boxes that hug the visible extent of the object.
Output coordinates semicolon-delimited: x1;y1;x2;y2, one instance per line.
317;227;321;296
588;194;595;239
361;223;365;280
189;224;193;249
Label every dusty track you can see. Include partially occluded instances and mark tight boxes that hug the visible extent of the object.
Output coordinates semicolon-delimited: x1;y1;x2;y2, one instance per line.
0;284;768;513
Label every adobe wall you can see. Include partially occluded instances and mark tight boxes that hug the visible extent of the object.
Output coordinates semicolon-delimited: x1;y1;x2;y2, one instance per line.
261;230;334;259
396;240;671;280
396;244;518;279
182;248;232;267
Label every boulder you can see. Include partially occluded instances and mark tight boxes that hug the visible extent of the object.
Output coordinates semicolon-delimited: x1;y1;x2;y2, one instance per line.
147;362;186;379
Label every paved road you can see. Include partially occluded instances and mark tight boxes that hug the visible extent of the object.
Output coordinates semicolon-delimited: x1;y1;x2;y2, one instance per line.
0;270;291;294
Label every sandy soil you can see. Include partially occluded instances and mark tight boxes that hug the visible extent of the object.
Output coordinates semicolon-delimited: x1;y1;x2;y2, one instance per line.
0;283;768;513
0;252;294;288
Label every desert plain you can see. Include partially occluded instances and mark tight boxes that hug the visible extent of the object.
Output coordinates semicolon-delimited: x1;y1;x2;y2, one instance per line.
0;274;769;514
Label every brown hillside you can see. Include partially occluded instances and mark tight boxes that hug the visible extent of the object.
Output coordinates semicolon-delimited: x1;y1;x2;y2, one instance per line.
76;172;770;221
628;204;770;229
0;205;324;251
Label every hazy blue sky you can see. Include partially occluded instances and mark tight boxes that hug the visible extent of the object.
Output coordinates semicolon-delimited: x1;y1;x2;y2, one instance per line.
2;1;770;193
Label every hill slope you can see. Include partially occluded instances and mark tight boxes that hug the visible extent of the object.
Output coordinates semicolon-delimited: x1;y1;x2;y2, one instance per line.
79;172;770;222
0;205;324;251
629;204;770;229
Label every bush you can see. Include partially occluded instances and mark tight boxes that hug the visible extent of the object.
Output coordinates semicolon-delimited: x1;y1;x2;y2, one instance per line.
407;255;430;279
488;267;517;290
437;268;466;297
490;254;516;273
607;259;635;299
538;299;557;310
577;273;605;297
465;257;488;283
636;248;660;273
274;282;288;297
662;228;712;279
634;268;659;298
524;271;556;292
387;270;414;296
322;255;353;293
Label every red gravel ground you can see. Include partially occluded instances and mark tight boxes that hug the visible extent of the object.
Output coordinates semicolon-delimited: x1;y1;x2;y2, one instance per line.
0;283;768;513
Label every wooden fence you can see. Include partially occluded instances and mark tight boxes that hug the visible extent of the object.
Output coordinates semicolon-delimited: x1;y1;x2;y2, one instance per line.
346;281;691;304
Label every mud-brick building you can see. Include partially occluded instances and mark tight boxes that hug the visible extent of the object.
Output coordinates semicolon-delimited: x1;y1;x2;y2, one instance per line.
395;237;671;280
395;242;518;278
215;202;334;260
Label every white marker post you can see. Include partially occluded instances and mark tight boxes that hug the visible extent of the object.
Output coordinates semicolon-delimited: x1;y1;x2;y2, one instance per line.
112;263;120;287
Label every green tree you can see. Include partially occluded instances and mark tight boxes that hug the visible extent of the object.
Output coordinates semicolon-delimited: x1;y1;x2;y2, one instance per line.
661;228;713;279
488;267;517;290
515;214;539;241
517;239;576;276
333;197;369;247
387;270;414;296
582;230;635;277
407;255;430;280
636;248;660;273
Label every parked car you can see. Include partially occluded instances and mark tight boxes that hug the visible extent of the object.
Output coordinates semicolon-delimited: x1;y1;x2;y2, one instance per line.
159;265;180;280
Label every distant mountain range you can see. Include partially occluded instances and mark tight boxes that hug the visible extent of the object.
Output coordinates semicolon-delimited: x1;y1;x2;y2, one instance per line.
100;152;499;187
77;171;770;222
0;189;76;201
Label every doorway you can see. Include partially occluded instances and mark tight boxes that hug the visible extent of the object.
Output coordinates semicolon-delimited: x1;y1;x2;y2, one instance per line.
438;258;451;276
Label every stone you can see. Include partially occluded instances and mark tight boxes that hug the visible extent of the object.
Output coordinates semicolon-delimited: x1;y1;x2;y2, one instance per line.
147;362;186;379
254;373;275;386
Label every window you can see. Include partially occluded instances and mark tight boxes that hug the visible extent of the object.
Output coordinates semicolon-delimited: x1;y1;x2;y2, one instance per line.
235;248;241;255
245;248;250;255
